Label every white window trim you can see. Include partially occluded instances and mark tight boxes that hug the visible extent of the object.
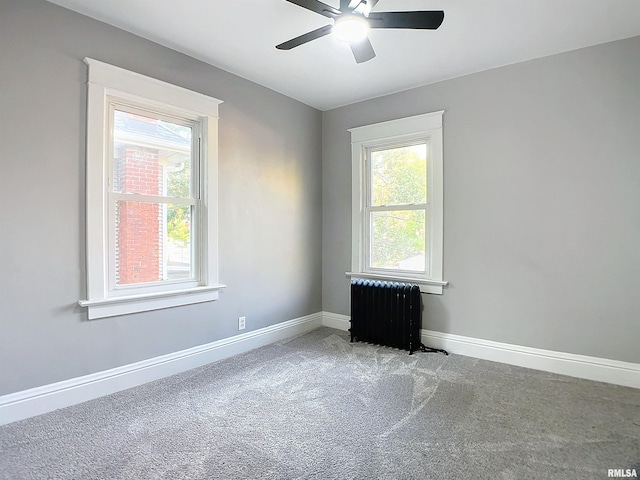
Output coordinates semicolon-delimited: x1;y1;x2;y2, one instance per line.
78;58;225;319
347;111;447;294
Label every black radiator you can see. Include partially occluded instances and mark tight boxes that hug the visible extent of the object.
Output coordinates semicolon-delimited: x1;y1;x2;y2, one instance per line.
350;279;448;355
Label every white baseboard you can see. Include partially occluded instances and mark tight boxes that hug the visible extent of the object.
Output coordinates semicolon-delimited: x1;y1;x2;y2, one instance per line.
3;311;637;427
321;311;351;331
320;312;640;389
0;313;322;426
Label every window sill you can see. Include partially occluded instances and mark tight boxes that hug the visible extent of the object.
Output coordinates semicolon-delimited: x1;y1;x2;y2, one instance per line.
78;284;226;319
346;272;447;294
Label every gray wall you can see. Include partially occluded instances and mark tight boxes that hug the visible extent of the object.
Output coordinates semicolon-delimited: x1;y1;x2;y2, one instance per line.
0;0;322;395
322;36;640;364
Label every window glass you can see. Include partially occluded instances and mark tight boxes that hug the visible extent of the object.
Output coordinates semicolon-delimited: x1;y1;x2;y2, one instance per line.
370;143;427;206
110;108;197;288
370;210;426;272
114;201;194;285
112;110;193;198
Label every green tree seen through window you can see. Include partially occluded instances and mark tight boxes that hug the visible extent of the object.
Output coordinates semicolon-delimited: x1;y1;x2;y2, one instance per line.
166;161;191;246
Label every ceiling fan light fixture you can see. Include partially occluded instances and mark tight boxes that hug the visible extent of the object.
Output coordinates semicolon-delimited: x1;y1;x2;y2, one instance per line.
333;15;369;43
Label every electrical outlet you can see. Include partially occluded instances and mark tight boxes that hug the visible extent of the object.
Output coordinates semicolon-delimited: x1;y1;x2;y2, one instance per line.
238;316;246;331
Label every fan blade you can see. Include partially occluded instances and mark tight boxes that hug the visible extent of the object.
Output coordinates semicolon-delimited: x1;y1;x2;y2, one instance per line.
276;24;333;50
367;0;381;10
284;0;341;18
343;0;379;12
369;11;444;29
350;37;376;63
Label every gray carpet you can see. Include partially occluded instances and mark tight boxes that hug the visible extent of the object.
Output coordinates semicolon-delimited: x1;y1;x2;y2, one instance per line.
1;327;639;479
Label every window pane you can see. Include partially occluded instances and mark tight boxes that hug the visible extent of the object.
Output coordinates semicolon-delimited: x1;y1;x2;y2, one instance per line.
115;201;193;285
370;210;426;272
112;110;192;197
371;144;427;206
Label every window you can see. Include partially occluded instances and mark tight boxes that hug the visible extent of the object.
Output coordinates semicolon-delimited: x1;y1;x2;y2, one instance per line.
79;58;224;319
348;112;446;294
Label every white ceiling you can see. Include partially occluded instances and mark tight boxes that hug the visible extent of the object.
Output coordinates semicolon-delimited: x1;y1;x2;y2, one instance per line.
47;0;640;110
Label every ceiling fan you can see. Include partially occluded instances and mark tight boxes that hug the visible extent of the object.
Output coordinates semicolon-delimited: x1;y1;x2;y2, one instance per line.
276;0;444;63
